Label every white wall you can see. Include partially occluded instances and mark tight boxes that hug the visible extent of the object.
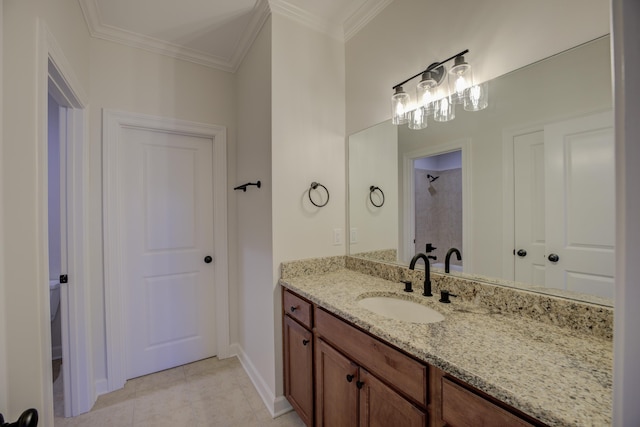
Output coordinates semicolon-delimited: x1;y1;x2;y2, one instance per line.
234;15;276;409
345;0;610;135
2;0;91;422
88;37;237;389
613;0;640;424
271;12;345;398
348;120;397;254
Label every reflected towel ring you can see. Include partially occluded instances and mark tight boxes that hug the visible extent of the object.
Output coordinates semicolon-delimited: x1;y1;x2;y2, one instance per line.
369;186;385;207
309;182;329;207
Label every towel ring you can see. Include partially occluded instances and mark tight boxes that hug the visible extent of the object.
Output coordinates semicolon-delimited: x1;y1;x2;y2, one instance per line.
369;186;385;207
309;182;329;207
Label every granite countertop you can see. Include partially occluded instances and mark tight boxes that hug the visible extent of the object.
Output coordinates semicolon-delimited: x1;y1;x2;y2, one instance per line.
279;268;612;427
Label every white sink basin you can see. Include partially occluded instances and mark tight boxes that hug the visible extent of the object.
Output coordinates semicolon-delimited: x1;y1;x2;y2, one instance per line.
357;296;444;324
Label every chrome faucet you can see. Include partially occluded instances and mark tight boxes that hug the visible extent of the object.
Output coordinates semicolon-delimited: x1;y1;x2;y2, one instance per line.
445;248;462;273
409;252;434;296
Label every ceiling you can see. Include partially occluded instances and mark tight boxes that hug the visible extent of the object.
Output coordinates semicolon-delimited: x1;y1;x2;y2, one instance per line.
79;0;392;72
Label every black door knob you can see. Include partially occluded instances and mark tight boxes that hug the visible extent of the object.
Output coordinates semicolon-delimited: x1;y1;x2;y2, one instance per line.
204;256;213;264
548;253;560;262
517;249;527;257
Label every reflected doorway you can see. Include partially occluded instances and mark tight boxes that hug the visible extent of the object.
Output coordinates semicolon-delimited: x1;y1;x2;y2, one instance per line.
413;150;463;271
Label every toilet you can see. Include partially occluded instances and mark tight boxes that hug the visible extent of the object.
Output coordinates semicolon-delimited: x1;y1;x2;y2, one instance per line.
49;279;60;322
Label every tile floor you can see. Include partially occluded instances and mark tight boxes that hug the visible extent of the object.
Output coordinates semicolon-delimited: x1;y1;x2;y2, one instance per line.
53;357;304;427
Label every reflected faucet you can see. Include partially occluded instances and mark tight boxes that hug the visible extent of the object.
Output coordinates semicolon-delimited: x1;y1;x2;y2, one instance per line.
445;248;462;273
409;253;434;297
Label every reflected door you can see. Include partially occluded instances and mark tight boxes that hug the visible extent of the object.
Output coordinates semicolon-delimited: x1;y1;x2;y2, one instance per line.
544;112;614;298
514;131;547;285
121;127;216;379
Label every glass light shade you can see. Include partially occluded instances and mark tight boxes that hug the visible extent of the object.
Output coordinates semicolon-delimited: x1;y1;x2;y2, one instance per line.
449;56;473;104
408;107;428;130
391;86;411;125
416;71;438;111
464;81;489;111
433;96;455;122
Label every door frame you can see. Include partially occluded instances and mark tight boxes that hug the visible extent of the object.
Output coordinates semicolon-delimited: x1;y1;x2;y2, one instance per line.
103;109;230;391
37;20;94;418
401;139;471;269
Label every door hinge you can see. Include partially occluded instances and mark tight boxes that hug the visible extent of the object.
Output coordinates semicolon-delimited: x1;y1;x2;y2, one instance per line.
60;274;68;284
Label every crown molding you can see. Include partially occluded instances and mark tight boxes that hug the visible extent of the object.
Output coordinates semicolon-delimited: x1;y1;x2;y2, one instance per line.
78;0;390;71
343;0;393;42
268;0;343;41
79;0;270;73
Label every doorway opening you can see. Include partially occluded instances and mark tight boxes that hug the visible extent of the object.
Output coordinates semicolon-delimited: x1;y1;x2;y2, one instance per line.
413;150;463;271
47;90;66;417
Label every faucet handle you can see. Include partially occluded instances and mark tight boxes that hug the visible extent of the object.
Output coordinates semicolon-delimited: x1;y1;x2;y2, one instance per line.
439;290;458;304
427;255;437;261
401;280;413;293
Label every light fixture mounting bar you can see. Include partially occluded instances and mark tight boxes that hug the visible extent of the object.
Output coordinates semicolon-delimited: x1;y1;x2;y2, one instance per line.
392;49;469;90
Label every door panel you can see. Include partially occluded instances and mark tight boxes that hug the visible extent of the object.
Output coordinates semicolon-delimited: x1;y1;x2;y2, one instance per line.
359;369;426;427
121;127;216;379
514;131;546;285
315;338;358;427
545;112;614;298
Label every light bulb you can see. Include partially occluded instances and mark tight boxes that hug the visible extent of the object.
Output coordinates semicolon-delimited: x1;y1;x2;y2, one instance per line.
408;107;428;130
464;81;489;111
433;96;455;122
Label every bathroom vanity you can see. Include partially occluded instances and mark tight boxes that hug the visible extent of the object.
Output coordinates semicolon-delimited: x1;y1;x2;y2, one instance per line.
280;258;612;427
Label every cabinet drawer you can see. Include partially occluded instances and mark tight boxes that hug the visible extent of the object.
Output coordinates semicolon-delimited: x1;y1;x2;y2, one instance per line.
442;378;535;427
314;307;427;407
283;289;313;329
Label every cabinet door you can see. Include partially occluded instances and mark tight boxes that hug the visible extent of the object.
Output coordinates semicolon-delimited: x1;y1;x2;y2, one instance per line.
315;338;359;427
359;368;426;427
283;316;313;426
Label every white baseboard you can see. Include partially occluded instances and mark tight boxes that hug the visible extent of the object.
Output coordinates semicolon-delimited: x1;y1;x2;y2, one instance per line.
230;343;293;418
94;378;109;396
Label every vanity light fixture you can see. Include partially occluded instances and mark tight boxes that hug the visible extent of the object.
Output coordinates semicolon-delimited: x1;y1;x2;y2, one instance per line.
391;49;488;129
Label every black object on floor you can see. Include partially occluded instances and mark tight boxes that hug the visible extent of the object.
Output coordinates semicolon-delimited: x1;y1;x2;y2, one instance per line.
0;408;38;427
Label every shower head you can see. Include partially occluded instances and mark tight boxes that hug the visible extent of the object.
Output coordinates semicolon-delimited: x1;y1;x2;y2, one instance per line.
427;174;439;183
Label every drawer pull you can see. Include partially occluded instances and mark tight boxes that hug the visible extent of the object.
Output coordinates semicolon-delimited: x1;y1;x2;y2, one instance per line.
302;339;310;346
346;374;354;383
290;306;298;312
356;380;365;389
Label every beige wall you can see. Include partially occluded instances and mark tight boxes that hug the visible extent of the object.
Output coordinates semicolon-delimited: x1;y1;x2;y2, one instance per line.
345;0;610;135
348;120;398;254
271;12;345;400
234;15;275;407
88;37;237;389
0;0;6;416
2;0;91;422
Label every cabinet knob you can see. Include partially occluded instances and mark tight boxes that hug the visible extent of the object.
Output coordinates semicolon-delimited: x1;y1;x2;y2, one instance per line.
356;380;365;389
516;249;527;257
548;253;560;262
290;306;298;313
346;374;354;383
302;339;310;346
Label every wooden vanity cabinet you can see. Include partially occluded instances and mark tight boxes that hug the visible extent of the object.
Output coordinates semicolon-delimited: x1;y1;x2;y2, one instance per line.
314;307;428;427
282;290;314;426
282;288;547;427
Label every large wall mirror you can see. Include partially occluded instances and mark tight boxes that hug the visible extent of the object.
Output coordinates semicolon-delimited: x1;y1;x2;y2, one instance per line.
348;36;613;305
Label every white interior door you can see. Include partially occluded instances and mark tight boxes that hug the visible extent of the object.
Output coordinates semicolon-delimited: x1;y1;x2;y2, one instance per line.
513;131;546;285
544;112;615;298
120;127;216;379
